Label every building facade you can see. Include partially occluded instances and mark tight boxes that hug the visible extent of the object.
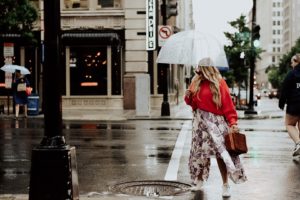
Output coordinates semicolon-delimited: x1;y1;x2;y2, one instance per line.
282;0;300;53
255;0;284;90
256;0;300;90
0;0;191;114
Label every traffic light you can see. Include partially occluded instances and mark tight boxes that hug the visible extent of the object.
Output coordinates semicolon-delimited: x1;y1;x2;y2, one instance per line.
252;24;260;47
166;0;178;19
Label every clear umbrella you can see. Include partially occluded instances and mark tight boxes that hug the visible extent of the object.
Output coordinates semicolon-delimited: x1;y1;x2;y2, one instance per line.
0;64;30;75
156;30;229;68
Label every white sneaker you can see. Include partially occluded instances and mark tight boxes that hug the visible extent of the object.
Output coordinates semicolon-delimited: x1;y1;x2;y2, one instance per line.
190;180;203;191
222;183;231;198
293;143;300;156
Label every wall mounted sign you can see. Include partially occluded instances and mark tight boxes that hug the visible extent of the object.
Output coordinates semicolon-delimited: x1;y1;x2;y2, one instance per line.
146;0;157;50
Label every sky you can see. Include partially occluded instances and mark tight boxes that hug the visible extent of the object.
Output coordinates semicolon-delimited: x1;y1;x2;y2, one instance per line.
195;0;253;45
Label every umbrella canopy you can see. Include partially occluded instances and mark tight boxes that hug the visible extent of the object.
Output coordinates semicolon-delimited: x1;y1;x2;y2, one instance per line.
0;64;30;75
156;30;229;68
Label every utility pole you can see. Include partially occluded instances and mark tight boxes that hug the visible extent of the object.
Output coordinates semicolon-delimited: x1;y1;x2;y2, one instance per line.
160;0;170;116
245;0;257;115
29;0;79;199
159;0;178;116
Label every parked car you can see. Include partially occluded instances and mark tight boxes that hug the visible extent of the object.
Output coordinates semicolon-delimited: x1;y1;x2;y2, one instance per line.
268;90;279;99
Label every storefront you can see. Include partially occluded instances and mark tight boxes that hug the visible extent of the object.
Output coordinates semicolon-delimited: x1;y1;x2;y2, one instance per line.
61;29;125;109
0;32;41;112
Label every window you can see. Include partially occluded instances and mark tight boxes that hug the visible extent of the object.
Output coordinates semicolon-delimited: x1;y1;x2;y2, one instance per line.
64;0;88;9
98;0;114;8
273;30;276;34
69;46;107;95
277;47;281;52
277;21;281;25
272;56;276;62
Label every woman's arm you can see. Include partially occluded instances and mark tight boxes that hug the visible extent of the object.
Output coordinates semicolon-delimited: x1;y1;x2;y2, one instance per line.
220;79;238;127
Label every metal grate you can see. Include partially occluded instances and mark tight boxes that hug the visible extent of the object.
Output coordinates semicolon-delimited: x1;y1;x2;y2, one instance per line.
110;180;191;197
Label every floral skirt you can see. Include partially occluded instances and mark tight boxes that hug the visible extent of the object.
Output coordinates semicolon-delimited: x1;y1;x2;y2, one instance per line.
188;109;247;184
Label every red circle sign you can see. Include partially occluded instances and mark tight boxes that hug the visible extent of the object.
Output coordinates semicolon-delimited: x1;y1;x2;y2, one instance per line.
159;26;172;39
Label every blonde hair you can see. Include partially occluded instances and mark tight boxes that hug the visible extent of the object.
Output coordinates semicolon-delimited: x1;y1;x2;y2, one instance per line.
190;65;222;108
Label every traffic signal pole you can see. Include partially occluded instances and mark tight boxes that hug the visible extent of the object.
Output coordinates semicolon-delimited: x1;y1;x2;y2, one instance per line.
29;0;79;199
245;0;258;115
160;0;170;116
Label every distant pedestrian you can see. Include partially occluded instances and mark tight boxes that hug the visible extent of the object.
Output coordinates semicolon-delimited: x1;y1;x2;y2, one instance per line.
279;53;300;157
184;58;247;198
12;70;30;120
174;78;179;105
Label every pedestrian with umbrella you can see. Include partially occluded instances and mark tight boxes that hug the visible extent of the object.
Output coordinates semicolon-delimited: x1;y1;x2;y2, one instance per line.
12;69;30;119
184;58;247;197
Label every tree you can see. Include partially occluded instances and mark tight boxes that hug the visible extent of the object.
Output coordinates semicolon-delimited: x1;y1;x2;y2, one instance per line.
223;15;251;90
0;0;38;42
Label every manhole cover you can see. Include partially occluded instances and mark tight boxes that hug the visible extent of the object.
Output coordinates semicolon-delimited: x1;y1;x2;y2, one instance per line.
110;180;191;197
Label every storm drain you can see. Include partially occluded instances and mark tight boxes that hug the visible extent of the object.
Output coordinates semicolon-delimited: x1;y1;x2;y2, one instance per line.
110;180;191;197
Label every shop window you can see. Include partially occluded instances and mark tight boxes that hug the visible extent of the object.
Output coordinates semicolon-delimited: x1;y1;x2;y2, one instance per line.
64;0;88;9
98;0;121;8
25;46;35;93
70;47;107;95
111;46;122;95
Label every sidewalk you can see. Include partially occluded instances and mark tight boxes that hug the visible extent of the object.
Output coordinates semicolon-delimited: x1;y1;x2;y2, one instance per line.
60;100;284;121
0;99;284;121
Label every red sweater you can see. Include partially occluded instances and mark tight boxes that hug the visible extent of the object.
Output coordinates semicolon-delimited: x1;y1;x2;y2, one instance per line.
184;79;237;126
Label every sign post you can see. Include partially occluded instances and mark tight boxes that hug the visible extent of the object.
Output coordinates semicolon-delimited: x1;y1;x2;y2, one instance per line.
3;43;14;115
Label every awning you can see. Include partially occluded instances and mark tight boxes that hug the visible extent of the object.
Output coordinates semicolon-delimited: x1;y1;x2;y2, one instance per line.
61;31;123;46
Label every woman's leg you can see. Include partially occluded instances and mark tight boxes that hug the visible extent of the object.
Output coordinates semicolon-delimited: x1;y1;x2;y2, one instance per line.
24;104;28;117
285;114;300;144
15;104;20;118
216;157;228;184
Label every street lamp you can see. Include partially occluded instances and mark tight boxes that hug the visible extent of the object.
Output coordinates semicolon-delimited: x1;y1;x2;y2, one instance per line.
29;1;79;199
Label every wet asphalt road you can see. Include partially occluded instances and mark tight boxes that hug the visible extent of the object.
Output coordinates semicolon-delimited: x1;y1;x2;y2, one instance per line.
0;99;300;200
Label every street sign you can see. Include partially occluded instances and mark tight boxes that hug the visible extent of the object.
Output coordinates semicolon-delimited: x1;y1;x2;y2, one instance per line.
158;25;173;47
146;0;157;50
3;43;14;57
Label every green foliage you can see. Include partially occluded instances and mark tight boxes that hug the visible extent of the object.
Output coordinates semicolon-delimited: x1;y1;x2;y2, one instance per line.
267;38;300;89
0;0;38;42
223;15;251;89
223;15;263;91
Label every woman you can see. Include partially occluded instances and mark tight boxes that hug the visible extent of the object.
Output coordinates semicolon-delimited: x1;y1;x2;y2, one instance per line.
279;53;300;157
184;58;247;197
12;70;30;120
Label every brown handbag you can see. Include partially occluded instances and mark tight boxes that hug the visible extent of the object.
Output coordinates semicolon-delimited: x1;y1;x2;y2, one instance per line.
225;132;248;155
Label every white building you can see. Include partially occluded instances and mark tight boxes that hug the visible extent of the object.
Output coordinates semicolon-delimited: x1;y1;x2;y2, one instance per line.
255;0;284;90
282;0;300;53
256;0;300;90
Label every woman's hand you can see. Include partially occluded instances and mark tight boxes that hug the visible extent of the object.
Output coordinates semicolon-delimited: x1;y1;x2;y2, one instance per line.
229;124;239;133
185;90;193;97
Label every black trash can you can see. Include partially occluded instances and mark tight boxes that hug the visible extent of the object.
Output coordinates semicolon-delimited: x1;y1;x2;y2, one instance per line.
27;94;39;116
